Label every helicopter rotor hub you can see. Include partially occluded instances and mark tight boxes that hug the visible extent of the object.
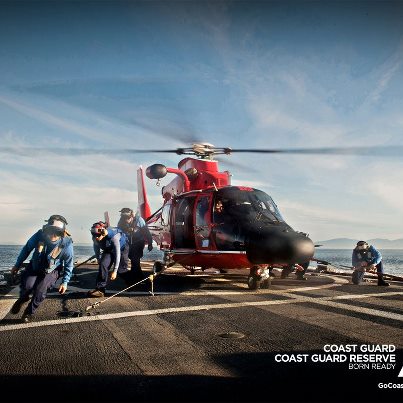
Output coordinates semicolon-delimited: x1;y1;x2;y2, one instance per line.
175;143;233;159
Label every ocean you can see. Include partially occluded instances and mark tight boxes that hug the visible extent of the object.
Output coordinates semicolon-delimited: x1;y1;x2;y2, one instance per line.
0;245;164;273
1;245;403;276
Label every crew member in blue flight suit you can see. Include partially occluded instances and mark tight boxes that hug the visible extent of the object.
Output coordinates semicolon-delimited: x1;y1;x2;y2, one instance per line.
352;241;389;286
87;221;130;298
117;208;153;283
10;215;74;323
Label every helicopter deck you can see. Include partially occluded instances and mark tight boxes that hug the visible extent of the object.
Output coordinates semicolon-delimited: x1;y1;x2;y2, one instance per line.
0;262;402;402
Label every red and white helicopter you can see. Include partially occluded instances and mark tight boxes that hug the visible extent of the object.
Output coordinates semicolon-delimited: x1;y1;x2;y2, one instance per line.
136;143;315;289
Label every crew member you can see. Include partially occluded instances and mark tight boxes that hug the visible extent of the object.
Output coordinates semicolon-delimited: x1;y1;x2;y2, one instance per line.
87;221;130;297
352;241;389;286
10;215;74;322
117;208;153;283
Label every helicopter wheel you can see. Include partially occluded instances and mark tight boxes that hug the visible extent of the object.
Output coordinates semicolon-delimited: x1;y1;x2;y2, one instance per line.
247;275;260;290
248;266;264;290
153;261;165;274
184;266;197;275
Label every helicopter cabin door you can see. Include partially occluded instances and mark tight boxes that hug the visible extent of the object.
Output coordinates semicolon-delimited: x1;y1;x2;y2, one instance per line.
173;196;196;249
195;194;213;250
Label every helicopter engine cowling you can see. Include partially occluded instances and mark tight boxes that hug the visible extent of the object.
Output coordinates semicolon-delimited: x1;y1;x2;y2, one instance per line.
246;228;315;265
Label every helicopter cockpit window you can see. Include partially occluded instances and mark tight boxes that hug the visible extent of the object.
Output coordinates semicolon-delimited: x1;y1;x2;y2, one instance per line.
250;193;284;222
216;188;285;223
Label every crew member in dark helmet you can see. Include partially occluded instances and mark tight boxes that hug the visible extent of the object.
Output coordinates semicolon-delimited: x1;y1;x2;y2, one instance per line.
352;241;389;286
87;221;130;298
117;208;153;283
10;215;74;322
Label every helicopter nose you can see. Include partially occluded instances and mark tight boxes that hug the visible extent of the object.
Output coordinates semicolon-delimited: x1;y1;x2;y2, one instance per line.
246;229;315;265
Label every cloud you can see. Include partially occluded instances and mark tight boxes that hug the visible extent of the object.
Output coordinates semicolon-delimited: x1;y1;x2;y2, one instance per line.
362;37;403;106
279;197;402;241
0;94;112;145
0;91;176;148
364;161;403;214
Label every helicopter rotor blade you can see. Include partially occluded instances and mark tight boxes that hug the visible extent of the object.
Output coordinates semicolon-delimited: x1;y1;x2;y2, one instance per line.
128;117;201;146
0;147;180;156
227;145;403;156
215;156;258;172
1;144;402;158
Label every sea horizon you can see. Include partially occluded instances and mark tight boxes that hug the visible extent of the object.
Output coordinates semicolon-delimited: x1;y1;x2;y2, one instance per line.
1;245;403;276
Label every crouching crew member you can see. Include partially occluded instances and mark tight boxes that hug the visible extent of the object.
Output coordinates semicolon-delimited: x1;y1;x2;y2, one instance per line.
10;215;74;323
352;241;389;286
117;208;153;283
87;221;129;298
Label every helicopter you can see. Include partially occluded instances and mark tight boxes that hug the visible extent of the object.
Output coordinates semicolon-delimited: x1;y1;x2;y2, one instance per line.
136;142;315;289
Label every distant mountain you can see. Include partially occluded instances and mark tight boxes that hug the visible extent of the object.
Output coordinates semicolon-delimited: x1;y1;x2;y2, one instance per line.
316;238;403;249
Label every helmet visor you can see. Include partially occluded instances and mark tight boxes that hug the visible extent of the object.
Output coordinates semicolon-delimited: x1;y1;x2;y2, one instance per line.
43;219;65;237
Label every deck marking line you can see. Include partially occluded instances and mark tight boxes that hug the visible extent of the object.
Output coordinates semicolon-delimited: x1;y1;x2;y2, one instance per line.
325;291;403;300
0;298;305;332
101;319;145;369
1;289;403;333
278;292;403;322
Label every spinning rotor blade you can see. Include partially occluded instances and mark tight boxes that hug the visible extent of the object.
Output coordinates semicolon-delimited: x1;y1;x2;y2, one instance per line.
215;156;258;172
0;147;179;156
1;144;402;158
228;145;403;156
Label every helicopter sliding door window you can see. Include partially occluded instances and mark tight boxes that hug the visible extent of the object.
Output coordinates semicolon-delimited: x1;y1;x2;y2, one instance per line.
161;203;171;226
173;196;196;249
195;194;212;249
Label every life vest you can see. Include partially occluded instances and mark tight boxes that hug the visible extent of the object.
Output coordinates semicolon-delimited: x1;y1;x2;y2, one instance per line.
117;216;145;245
31;230;73;273
98;227;128;251
355;249;373;264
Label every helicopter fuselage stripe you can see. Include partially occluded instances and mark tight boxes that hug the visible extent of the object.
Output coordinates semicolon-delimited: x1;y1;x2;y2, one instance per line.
170;250;247;254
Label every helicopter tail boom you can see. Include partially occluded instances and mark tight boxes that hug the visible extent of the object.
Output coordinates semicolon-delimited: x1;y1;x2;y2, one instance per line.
137;166;152;220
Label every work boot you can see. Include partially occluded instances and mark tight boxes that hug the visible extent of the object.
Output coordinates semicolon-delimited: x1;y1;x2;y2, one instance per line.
10;296;30;315
21;313;33;323
377;275;389;287
87;289;105;298
21;307;33;323
296;274;307;281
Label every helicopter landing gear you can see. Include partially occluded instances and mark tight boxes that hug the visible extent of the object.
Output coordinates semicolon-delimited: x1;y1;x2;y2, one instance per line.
153;261;166;274
247;266;271;290
182;265;197;275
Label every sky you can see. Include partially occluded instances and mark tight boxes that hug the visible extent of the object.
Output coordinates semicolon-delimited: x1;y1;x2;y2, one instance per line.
1;0;403;245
